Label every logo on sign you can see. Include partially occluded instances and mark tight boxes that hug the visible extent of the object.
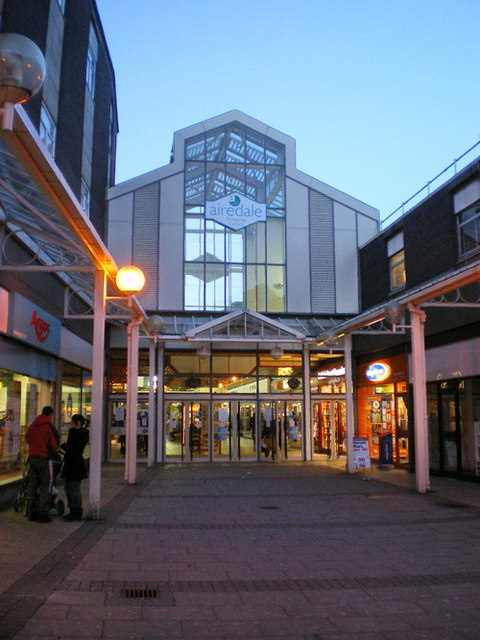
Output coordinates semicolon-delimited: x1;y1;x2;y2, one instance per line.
30;310;50;343
205;191;266;230
365;362;391;382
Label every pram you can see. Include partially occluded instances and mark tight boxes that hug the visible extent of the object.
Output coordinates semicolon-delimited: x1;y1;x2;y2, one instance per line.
14;457;65;517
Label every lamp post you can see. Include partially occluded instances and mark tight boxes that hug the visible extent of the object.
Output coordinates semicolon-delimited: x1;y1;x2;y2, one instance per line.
115;265;146;485
0;33;45;127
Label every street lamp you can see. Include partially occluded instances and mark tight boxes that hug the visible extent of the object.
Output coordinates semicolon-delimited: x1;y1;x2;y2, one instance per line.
0;33;45;105
116;265;146;484
115;265;145;296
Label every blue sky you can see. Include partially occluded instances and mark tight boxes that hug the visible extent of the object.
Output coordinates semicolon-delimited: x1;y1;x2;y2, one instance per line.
97;0;480;221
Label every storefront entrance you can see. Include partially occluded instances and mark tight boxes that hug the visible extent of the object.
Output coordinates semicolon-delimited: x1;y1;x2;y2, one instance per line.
312;399;346;458
164;399;303;462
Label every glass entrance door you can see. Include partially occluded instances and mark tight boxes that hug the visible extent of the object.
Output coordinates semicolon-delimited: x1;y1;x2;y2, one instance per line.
259;401;303;461
312;400;346;458
164;400;209;461
213;401;256;461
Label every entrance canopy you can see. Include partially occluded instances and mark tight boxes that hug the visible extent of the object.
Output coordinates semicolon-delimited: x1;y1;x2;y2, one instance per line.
0;103;146;517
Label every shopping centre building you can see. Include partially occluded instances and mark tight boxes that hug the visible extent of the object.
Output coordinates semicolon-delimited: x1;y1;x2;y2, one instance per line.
1;2;479;512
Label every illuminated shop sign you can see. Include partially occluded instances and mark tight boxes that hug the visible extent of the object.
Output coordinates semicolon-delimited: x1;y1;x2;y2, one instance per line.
365;362;391;382
205;191;266;230
9;293;61;355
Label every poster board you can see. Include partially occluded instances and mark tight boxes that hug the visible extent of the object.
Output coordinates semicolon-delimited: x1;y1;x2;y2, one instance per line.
353;437;371;471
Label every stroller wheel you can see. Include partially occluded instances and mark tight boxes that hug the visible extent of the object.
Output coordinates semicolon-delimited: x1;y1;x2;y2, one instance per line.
56;499;65;516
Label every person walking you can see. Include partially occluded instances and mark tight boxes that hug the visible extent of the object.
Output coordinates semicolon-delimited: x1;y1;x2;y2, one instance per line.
61;414;89;521
25;406;59;523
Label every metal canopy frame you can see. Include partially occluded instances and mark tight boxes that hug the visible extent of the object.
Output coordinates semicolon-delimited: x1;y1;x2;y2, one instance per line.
0;103;146;517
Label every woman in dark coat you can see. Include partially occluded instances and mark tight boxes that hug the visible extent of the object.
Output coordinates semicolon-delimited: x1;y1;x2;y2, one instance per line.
61;414;89;521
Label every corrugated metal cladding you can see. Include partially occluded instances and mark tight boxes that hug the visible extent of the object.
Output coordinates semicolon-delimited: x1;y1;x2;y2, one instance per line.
133;183;160;309
309;190;335;313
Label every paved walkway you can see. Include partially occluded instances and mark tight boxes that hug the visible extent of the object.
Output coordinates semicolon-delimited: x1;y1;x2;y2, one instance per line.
1;461;480;640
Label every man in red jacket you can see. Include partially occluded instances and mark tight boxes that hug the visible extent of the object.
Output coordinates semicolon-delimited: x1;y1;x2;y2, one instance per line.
25;406;59;523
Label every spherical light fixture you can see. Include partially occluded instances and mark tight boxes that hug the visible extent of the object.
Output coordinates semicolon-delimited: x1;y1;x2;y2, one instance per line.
144;314;164;335
320;329;339;348
115;265;145;295
270;345;283;360
384;301;404;326
0;33;46;104
196;343;211;359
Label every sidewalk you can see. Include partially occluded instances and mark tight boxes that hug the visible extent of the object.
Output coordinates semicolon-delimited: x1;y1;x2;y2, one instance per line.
1;461;479;640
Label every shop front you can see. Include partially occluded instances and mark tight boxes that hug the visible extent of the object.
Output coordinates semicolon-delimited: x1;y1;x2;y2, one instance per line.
107;338;347;464
0;290;92;484
356;353;410;467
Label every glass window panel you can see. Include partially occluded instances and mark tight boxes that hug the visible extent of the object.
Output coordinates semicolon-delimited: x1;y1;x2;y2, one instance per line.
460;219;479;254
265;138;285;165
267;208;285;218
205;264;225;310
266;166;284;207
186;134;205;161
246;223;265;263
246;128;265;163
185;263;204;309
266;219;285;263
245;165;265;202
226;264;245;309
205;220;225;261
389;249;406;291
225;164;245;193
185;162;204;204
226;228;244;263
211;353;257;374
225;124;245;162
205;128;225;161
246;264;265;311
206;163;225;200
185;217;204;261
267;265;285;311
185;205;205;214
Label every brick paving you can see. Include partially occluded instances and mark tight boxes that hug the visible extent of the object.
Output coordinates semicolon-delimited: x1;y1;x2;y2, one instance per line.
1;461;480;639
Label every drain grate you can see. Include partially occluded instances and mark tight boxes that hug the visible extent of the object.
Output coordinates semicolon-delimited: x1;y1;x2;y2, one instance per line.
260;505;279;510
122;588;158;599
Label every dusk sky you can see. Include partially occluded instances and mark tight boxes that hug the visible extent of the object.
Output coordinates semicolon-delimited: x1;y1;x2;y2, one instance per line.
97;0;479;222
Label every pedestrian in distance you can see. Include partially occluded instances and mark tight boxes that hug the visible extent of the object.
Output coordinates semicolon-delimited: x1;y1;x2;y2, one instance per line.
25;406;59;523
61;414;89;521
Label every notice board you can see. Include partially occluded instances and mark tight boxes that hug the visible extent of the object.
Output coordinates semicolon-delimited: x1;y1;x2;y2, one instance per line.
353;437;371;471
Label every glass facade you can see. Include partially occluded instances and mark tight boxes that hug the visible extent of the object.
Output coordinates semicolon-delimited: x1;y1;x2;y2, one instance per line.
0;368;54;479
184;123;286;312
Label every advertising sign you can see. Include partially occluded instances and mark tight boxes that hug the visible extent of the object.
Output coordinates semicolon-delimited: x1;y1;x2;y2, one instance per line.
205;191;266;230
9;293;61;355
353;436;371;470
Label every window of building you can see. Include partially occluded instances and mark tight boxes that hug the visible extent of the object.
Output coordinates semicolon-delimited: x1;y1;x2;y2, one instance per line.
85;42;96;97
39;104;56;157
387;232;406;292
184;123;286;312
80;179;90;215
458;203;480;258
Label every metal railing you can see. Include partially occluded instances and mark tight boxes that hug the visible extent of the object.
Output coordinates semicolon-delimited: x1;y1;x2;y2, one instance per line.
379;140;480;231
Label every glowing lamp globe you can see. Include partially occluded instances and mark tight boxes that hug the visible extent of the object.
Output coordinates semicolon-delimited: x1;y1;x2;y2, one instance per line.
115;265;145;295
0;33;46;104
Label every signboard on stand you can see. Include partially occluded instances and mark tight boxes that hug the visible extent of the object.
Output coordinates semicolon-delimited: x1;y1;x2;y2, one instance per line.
353;437;371;471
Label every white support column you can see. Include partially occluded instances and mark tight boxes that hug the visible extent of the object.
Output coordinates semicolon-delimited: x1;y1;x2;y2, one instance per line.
87;269;106;519
125;312;142;484
409;303;430;493
344;332;356;474
156;342;165;463
302;344;312;460
147;338;156;467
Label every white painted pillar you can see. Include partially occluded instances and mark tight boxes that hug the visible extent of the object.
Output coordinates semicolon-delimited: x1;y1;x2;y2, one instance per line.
344;332;356;474
156;342;165;463
125;313;142;484
87;270;106;519
408;303;430;493
147;338;156;467
303;344;312;460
